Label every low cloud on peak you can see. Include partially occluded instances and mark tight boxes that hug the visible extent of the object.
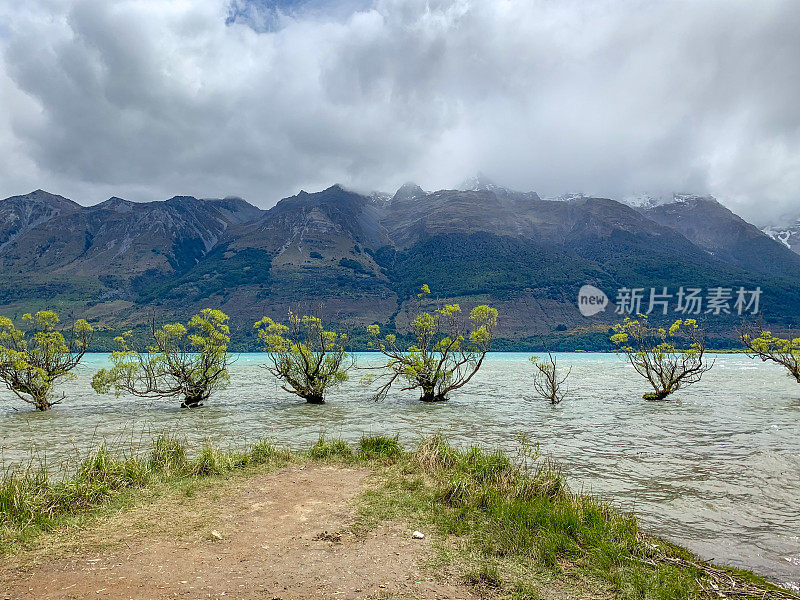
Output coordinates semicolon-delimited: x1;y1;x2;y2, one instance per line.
1;0;799;226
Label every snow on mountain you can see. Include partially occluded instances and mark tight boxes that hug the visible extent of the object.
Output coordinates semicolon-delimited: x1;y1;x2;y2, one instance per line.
543;192;591;202
457;174;509;193
620;193;713;209
763;222;800;255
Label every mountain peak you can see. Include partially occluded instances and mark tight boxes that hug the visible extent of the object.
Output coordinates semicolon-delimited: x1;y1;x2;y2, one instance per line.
97;196;135;213
165;195;200;204
5;189;80;208
392;182;426;203
457;173;501;192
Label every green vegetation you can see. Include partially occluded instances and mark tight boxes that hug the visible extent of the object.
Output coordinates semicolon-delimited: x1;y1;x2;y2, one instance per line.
529;351;571;404
357;434;403;459
254;312;352;404
0;434;291;553
134;244;273;303
741;323;800;382
611;317;713;401
338;257;371;275
0;311;93;411
379;233;610;301
355;436;794;600
2;434;792;599
91;309;231;408
367;285;498;402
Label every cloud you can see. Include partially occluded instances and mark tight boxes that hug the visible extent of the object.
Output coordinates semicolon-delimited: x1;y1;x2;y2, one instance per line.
1;0;799;225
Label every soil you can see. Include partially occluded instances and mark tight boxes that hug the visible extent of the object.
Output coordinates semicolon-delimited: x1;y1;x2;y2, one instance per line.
0;465;481;600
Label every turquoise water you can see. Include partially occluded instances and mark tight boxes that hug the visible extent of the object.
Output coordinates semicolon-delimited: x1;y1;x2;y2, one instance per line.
1;352;798;589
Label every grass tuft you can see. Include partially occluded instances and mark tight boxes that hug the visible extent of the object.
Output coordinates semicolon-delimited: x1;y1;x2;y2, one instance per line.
148;435;188;475
308;435;354;460
415;434;458;471
358;435;404;460
247;440;291;465
189;443;234;476
464;563;503;588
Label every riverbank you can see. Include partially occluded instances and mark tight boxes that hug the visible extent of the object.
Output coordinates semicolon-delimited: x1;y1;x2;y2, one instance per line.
1;435;796;599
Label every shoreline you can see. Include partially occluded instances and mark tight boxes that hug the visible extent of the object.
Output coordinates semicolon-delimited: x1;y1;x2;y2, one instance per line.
1;435;797;599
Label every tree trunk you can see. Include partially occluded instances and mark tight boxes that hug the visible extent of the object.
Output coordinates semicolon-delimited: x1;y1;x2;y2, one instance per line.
33;395;53;411
181;394;207;408
303;393;325;404
643;389;671;401
420;388;448;402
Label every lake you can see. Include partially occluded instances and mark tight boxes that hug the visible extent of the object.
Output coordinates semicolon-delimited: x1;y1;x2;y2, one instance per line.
0;352;798;589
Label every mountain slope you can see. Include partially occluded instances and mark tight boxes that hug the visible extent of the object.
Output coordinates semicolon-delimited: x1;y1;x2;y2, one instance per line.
763;222;800;256
0;193;265;306
1;185;799;347
0;190;81;250
640;196;800;278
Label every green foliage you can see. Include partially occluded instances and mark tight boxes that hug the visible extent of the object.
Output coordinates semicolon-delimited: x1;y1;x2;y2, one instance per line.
189;443;234;476
367;285;498;401
148;436;189;475
135;244;273;303
0;311;93;410
338;257;371;275
255;312;351;403
741;323;800;382
92;309;231;407
358;435;404;459
308;435;354;460
611;316;713;401
383;233;610;300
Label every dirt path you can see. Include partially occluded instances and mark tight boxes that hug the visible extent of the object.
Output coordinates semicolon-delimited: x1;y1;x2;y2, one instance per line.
0;465;479;600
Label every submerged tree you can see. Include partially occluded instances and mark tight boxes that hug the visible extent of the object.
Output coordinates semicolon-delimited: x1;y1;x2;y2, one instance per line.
0;311;93;411
611;316;713;401
255;312;352;404
529;352;571;405
740;322;800;382
367;285;498;402
92;309;231;408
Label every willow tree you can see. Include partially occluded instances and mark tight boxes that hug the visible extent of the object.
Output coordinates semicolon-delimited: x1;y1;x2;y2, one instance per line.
0;311;93;411
741;322;800;382
367;285;498;402
611;316;713;401
255;312;351;404
529;352;571;405
92;309;231;408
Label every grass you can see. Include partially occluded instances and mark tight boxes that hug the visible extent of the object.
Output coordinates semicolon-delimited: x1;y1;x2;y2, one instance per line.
0;435;291;554
1;433;796;600
353;435;796;600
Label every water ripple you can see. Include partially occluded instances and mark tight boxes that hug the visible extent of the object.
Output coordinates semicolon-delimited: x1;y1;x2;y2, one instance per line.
0;352;798;585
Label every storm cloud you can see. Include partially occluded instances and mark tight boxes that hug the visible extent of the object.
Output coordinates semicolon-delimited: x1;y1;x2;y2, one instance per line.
1;0;799;225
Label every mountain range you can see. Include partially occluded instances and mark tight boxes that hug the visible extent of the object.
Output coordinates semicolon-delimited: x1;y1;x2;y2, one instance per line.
1;180;799;350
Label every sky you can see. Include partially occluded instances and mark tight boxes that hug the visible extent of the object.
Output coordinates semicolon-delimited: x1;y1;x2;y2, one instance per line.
0;0;799;225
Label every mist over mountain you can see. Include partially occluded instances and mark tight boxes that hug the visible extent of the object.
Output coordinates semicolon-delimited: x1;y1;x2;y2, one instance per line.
3;1;800;225
1;180;798;350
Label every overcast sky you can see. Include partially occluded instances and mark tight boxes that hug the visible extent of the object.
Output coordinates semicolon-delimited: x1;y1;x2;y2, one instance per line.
1;0;799;225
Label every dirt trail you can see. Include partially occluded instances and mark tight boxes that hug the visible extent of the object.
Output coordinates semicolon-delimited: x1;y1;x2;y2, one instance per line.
0;464;479;600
